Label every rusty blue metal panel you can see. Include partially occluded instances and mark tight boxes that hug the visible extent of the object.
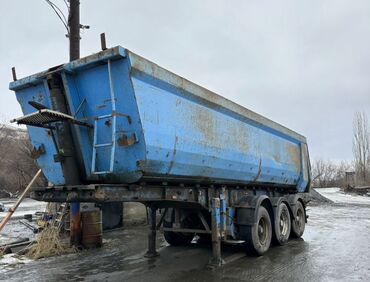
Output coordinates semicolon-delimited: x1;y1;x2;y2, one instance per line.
59;50;146;183
128;51;310;192
10;46;310;192
12;81;65;185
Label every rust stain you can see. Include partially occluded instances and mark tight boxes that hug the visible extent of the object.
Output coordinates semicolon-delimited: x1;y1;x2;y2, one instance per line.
273;154;281;163
191;106;216;143
189;102;250;153
227;122;249;153
30;144;45;159
286;143;300;169
129;51;307;145
271;140;281;163
117;133;137;147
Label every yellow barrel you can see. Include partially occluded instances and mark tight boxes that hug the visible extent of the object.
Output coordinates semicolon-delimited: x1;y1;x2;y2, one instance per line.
81;210;103;248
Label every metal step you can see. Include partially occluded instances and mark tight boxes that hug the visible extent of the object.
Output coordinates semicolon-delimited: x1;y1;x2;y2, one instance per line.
94;142;113;148
11;109;92;129
91;113;115;175
91;60;117;175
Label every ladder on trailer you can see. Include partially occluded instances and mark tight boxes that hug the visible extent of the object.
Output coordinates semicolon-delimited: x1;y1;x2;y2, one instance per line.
91;60;117;175
11;60;119;176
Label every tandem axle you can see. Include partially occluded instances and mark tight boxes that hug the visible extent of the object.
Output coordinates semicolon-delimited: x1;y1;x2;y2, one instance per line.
31;183;309;267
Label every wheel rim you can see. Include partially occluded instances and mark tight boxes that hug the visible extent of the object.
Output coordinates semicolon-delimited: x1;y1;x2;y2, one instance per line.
257;217;268;245
279;208;289;236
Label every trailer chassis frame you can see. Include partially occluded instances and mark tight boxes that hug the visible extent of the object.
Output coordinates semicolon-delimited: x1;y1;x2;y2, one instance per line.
31;183;309;268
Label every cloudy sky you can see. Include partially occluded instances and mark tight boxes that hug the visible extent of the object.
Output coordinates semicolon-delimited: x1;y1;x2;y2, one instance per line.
1;0;369;162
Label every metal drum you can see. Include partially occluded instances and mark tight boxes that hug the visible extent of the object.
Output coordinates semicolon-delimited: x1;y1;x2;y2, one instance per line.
81;210;103;248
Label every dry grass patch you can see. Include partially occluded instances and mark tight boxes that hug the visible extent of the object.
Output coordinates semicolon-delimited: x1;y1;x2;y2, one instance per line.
26;227;78;260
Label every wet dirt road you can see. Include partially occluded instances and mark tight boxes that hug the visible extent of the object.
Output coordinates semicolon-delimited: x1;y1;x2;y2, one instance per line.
2;191;370;281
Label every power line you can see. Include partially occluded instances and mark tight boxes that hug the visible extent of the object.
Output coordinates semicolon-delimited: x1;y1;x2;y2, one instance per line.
46;0;68;27
44;0;69;34
47;0;68;23
63;0;70;11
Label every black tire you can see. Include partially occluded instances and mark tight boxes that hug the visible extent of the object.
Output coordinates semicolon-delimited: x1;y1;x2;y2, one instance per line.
291;201;305;238
274;202;291;245
163;211;195;246
243;206;272;256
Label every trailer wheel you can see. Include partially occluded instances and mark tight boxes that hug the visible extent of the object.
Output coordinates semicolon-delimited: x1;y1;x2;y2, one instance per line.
291;201;305;238
243;206;272;256
163;211;194;246
274;202;291;245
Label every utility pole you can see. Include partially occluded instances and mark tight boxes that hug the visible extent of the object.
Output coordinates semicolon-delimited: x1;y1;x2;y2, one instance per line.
68;0;82;246
45;0;101;246
69;0;80;61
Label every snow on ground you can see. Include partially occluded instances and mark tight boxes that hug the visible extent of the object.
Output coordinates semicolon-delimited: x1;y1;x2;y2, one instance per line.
315;187;370;205
0;198;46;220
0;254;33;275
0;220;37;246
0;198;46;246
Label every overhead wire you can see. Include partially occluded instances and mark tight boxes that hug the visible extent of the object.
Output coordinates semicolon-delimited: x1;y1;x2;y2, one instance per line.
63;0;70;12
44;0;70;34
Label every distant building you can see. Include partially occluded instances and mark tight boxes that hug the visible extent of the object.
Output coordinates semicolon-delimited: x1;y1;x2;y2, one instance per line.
344;171;356;190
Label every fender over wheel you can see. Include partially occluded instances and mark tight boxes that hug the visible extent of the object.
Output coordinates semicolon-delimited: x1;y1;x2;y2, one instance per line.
241;206;272;256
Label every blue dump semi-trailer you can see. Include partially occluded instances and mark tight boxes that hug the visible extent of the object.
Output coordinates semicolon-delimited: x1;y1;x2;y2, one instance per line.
10;46;311;266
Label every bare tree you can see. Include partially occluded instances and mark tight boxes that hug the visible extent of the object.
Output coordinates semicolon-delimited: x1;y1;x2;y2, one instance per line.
0;124;44;196
312;159;336;188
311;159;353;188
352;112;370;185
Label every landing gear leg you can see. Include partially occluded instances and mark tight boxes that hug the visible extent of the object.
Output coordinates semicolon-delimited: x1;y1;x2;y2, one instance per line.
145;206;159;258
207;198;224;269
